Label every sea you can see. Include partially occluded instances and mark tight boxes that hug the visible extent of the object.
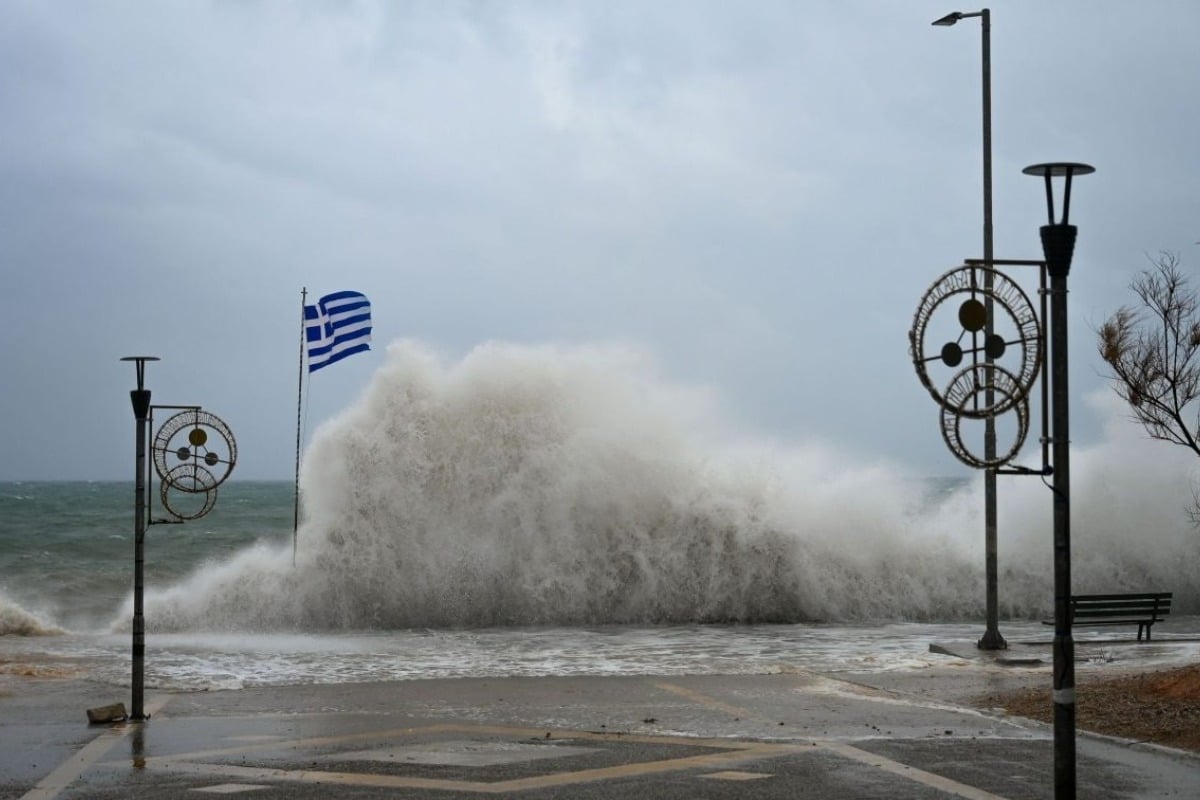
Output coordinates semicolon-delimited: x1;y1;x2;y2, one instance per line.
3;342;1199;691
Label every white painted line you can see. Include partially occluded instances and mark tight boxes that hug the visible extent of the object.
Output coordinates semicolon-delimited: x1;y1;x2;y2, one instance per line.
191;784;270;794
700;770;773;781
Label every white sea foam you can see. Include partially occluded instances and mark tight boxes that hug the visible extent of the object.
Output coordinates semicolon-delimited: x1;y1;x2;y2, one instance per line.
135;340;1200;632
8;621;1200;690
0;589;64;636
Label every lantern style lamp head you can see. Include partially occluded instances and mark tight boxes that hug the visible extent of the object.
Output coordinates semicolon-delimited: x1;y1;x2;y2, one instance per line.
1022;162;1094;278
932;8;987;26
120;355;160;387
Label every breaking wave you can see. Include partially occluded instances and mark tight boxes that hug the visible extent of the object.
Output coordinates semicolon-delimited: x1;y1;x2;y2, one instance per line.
0;590;64;636
138;341;1200;631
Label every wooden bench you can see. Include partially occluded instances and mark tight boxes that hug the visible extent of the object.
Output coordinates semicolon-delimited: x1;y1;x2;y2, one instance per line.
1043;592;1172;641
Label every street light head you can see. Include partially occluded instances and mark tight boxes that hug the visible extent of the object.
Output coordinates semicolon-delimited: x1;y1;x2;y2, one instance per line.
1022;162;1095;226
932;12;963;25
1020;162;1096;179
1024;162;1095;278
121;355;160;392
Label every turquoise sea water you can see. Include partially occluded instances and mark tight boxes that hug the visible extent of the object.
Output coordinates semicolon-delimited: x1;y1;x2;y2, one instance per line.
0;481;294;632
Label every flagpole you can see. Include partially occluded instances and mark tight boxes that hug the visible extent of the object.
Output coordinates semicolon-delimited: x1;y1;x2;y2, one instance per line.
293;287;307;566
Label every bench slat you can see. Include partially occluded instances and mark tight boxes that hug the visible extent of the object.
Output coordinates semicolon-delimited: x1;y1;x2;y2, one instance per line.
1071;593;1171;602
1073;601;1170;610
1043;592;1173;641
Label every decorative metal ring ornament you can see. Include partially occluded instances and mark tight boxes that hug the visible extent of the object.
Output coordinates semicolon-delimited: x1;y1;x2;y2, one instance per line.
159;464;219;520
939;365;1031;468
152;410;237;491
910;264;1041;418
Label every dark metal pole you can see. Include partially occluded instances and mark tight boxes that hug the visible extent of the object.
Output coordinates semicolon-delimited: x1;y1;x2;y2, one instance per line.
932;7;1005;650
122;356;157;721
1043;218;1077;799
1025;160;1091;800
978;7;1006;651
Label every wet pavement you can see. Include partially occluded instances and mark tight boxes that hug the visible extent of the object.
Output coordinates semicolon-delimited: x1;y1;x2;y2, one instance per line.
4;659;1199;799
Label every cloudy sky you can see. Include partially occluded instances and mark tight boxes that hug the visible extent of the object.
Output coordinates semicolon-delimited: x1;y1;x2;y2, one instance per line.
2;0;1198;481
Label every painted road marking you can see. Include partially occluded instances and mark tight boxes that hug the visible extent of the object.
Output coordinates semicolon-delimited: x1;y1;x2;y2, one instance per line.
191;784;269;794
37;683;1016;800
821;741;1011;800
104;723;799;795
700;770;773;781
19;695;171;800
652;679;1012;800
652;679;762;720
330;740;601;766
102;718;1017;798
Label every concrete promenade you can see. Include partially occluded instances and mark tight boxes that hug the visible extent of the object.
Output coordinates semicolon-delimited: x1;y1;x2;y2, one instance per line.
3;656;1198;799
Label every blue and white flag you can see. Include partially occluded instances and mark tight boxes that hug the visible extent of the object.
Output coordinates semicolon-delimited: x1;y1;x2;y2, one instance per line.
304;291;372;373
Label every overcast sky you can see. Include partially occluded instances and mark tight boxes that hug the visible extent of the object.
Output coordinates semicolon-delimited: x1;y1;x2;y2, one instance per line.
2;0;1198;481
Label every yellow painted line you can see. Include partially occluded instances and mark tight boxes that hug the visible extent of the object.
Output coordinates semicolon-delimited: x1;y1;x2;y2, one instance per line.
20;696;170;800
130;725;432;763
134;760;492;793
820;742;1012;800
100;712;1014;799
134;738;800;794
135;722;763;765
477;743;796;793
654;680;1013;800
652;680;771;722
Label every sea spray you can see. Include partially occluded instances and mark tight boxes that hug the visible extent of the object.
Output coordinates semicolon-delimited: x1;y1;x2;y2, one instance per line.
0;589;63;636
138;341;1200;632
995;390;1200;609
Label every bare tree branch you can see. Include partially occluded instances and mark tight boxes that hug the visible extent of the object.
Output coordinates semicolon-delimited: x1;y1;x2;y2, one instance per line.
1098;252;1200;521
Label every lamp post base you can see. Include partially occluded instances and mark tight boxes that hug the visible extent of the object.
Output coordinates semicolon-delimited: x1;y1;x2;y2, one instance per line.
977;629;1008;650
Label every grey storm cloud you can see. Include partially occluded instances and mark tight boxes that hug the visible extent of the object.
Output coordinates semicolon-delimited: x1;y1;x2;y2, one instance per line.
1;0;1199;480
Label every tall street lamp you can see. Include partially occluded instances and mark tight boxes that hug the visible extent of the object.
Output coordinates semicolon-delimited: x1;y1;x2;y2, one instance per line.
1024;160;1093;800
121;355;158;721
932;8;1006;650
119;358;237;723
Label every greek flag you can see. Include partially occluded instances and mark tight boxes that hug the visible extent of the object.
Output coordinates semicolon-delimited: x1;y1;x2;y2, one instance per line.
304;291;372;373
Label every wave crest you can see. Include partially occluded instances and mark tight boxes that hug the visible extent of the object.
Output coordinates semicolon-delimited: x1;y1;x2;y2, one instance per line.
139;341;1199;631
0;591;64;636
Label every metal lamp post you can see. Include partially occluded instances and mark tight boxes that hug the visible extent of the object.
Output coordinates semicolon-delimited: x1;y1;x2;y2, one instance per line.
121;355;159;721
933;7;1006;650
120;357;237;723
1024;161;1093;800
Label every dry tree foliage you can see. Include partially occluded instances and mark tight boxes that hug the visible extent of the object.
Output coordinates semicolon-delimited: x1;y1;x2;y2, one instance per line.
1098;252;1200;520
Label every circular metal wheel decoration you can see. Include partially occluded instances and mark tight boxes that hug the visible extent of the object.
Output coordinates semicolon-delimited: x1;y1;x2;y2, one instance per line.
939;365;1031;468
910;264;1042;418
152;409;237;491
159;464;219;521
